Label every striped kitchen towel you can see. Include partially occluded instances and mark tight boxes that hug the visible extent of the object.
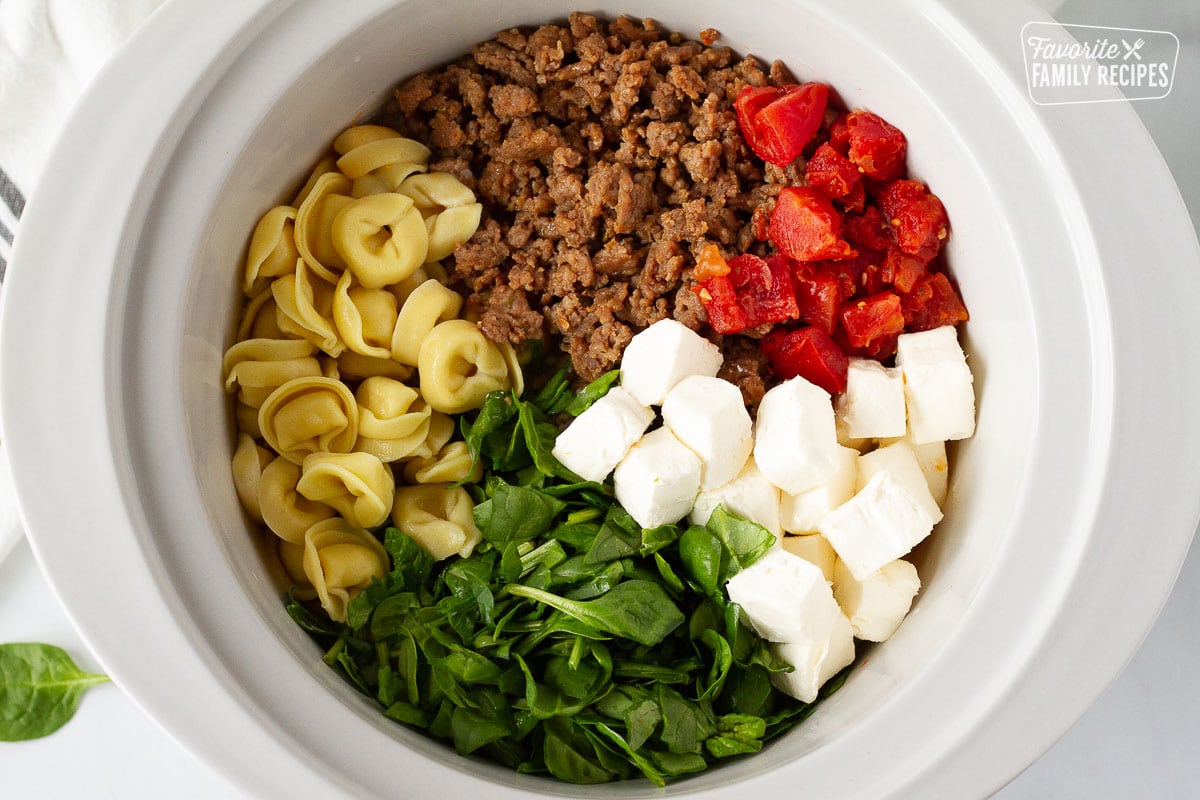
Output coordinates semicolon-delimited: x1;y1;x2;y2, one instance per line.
0;0;164;563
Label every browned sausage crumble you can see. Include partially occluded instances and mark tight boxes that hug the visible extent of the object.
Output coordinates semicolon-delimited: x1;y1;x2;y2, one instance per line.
380;12;803;405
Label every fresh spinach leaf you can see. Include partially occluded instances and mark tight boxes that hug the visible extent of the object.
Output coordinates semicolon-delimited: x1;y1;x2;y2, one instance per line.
0;643;110;741
562;369;620;417
506;580;684;647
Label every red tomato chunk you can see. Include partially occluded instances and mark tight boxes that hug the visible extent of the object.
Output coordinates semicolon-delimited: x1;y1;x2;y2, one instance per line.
878;179;949;264
728;254;800;328
901;272;969;331
840;291;905;352
845;110;908;182
735;83;829;167
762;326;849;395
805;142;861;200
792;262;845;335
769;187;856;262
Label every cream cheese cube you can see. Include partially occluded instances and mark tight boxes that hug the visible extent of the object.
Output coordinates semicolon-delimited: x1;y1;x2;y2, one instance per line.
619;318;723;407
779;445;859;534
835;358;907;439
753;377;841;495
818;470;935;581
768;613;856;703
725;548;844;643
857;440;943;524
662;375;753;490
689;457;781;539
612;426;701;528
551;386;654;483
832;558;920;642
781;534;837;583
876;436;950;507
895;326;975;444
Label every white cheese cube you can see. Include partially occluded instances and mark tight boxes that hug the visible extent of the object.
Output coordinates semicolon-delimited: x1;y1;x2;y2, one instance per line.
857;440;943;524
662;375;752;490
779;445;859;534
725;548;844;643
818;471;935;581
689;457;782;539
551;386;653;483
781;534;837;583
895;326;975;444
619;319;722;407
832;558;921;642
612;426;701;528
876;436;950;507
753;377;841;495
768;613;856;703
836;413;873;452
913;439;949;507
835;358;906;439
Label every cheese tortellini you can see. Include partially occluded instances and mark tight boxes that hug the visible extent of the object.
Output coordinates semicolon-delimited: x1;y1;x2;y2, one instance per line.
259;376;359;463
302;518;389;623
298;452;395;529
391;484;482;561
226;123;512;622
418;319;513;414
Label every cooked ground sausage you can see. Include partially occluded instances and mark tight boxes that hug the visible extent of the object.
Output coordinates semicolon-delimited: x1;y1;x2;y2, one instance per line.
380;12;787;401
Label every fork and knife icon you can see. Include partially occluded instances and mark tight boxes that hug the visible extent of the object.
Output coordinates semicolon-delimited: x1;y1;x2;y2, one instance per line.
1121;38;1146;60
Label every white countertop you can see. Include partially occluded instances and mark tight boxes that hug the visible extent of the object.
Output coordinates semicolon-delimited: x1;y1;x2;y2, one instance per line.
1;1;1197;797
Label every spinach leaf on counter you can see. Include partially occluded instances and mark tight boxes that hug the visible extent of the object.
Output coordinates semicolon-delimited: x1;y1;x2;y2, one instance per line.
0;643;109;741
287;382;852;785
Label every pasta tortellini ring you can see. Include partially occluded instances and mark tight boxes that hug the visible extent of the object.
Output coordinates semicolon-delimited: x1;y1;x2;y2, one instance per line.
336;351;412;382
297;452;395;529
244;206;300;295
336;136;432;180
352;161;428;199
390;278;463;366
390;484;482;561
258;456;336;544
398;172;483;262
407;411;456;461
237;287;290;341
402;441;482;485
273;259;345;357
331;193;428;289
332;271;399;359
231;433;274;524
417;319;512;414
354;376;433;462
259;376;359;464
223;338;321;408
295;172;354;283
302;518;389;623
332;124;406;155
292;153;339;206
277;540;316;601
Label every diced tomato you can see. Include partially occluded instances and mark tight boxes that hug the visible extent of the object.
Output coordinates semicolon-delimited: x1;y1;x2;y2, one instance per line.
728;253;800;328
828;112;851;154
878;179;949;264
804;142;861;200
901;272;969;331
883;246;928;293
761;326;849;395
769;187;856;262
814;247;884;300
692;275;747;334
741;83;830;167
694;243;731;281
792;262;845;335
837;180;865;213
840;291;905;352
845;111;908;182
842;205;892;251
733;86;782;162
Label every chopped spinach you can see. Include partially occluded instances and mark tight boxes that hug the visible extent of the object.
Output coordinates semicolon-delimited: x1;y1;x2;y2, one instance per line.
286;381;853;785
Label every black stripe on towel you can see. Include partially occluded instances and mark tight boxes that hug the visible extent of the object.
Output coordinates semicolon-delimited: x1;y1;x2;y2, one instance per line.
0;168;25;219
